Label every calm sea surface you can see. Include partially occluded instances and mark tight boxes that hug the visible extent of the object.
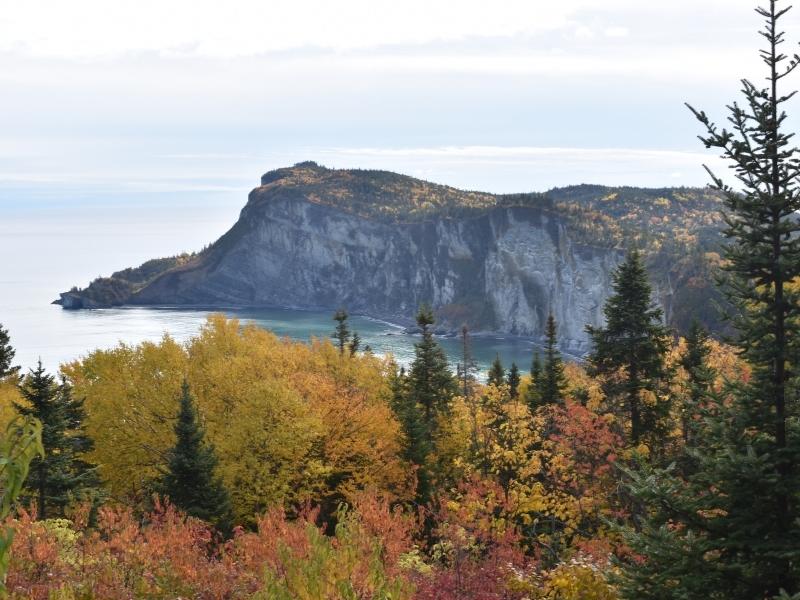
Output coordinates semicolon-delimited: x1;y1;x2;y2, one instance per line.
0;190;544;376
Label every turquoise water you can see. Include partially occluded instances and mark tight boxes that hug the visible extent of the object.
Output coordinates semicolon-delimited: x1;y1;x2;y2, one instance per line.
0;190;546;376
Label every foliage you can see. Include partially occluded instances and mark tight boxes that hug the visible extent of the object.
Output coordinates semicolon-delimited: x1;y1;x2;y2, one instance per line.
62;315;409;525
0;416;43;593
159;381;231;530
15;362;100;520
0;324;19;380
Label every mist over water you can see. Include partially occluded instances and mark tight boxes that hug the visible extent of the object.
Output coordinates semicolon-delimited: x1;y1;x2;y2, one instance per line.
1;190;548;376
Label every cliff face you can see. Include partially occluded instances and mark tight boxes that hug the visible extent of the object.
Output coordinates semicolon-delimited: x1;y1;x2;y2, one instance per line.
130;186;620;352
57;163;727;348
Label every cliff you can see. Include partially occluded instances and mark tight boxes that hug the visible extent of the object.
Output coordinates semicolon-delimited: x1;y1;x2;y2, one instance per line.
56;162;726;351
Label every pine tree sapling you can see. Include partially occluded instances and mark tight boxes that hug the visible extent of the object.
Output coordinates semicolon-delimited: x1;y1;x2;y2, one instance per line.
506;363;521;400
538;314;567;407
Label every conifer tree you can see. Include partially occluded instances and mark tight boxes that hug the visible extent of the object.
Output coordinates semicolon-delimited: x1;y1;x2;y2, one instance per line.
348;331;361;356
679;321;714;445
0;323;19;380
619;4;800;597
525;352;543;412
160;381;231;529
487;354;505;387
587;250;670;446
16;361;100;519
506;362;521;400
538;314;567;406
458;325;478;399
408;305;457;425
332;309;350;355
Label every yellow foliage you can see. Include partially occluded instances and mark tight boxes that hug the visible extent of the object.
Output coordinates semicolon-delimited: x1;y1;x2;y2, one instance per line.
62;315;410;523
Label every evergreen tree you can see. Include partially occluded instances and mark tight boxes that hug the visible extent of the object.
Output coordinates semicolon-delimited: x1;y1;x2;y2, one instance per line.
679;321;714;446
0;323;19;380
389;365;431;503
506;362;521;400
348;331;361;356
586;250;671;446
619;4;800;597
16;361;100;519
332;309;350;355
408;305;457;425
487;354;505;387
525;352;543;412
160;381;231;529
458;325;478;399
537;314;567;406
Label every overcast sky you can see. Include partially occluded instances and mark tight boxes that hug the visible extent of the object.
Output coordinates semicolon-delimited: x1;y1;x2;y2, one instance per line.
1;0;798;199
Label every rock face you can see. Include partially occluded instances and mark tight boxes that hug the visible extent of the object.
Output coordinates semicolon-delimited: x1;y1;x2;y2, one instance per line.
130;179;621;352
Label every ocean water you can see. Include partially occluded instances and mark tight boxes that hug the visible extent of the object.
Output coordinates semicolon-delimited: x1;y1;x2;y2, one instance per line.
0;190;545;377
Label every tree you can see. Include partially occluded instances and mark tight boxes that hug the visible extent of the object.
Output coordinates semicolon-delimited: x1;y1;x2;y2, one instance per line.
160;381;231;529
586;250;671;446
0;324;19;380
487;355;505;388
506;363;521;400
678;321;714;445
15;362;100;519
389;365;431;503
457;325;478;399
525;352;543;412
348;331;361;356
408;306;457;425
619;3;800;597
332;309;351;355
538;314;567;406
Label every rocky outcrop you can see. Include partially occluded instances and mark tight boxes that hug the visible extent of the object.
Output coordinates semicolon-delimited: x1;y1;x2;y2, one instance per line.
58;163;726;350
125;186;619;353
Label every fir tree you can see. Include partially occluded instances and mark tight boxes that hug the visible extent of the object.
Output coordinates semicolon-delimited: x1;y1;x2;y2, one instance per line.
487;354;505;388
332;309;350;355
407;305;457;425
619;3;800;597
537;314;567;406
525;352;543;412
506;362;521;400
389;365;431;503
16;361;100;519
0;323;19;380
160;381;231;529
586;250;671;446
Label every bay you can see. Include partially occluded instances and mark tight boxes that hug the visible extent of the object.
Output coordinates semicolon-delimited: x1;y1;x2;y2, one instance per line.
0;188;548;376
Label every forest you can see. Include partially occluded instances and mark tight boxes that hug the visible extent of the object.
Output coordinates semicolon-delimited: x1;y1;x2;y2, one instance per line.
2;2;800;599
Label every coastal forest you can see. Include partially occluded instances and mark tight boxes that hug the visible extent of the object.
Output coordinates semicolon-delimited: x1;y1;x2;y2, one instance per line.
1;2;800;599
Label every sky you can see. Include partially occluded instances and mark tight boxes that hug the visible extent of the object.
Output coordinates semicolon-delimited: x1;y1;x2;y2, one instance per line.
1;0;798;205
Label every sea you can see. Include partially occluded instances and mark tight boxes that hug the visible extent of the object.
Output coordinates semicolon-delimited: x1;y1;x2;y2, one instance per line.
1;188;544;377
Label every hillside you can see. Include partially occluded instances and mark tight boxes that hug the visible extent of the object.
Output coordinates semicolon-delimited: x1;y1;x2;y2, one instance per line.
55;162;727;340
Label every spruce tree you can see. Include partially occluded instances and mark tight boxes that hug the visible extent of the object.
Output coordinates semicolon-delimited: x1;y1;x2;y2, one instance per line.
332;309;351;355
348;331;361;356
487;354;505;387
586;250;671;446
0;323;19;380
408;305;457;425
619;3;800;597
160;381;231;529
525;352;543;412
16;362;100;519
537;314;567;406
506;362;521;400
